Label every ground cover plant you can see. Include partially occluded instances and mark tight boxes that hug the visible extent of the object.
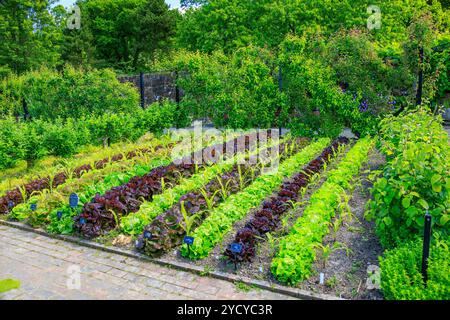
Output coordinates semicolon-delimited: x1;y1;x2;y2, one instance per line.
380;237;450;300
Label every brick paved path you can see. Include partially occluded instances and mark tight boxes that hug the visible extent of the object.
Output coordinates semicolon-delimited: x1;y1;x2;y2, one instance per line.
0;225;296;300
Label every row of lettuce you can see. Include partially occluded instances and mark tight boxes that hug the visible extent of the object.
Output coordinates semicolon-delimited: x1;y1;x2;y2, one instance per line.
366;108;449;300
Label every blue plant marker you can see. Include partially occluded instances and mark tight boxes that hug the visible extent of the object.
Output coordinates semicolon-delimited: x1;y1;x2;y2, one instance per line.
79;217;86;225
69;193;79;209
184;236;194;245
7;201;14;209
30;204;37;211
57;211;63;220
230;243;243;254
230;243;243;271
184;236;194;255
144;231;152;240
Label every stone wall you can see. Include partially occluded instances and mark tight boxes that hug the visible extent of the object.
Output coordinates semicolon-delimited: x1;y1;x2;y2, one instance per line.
118;72;180;107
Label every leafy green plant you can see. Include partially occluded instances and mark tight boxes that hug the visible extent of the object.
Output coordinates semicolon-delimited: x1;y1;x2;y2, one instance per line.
366;108;449;248
380;239;450;300
0;279;20;293
181;139;330;260
179;201;201;236
271;138;374;285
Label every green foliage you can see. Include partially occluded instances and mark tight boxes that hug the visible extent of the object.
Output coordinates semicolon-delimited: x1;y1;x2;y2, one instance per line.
74;0;178;72
278;35;346;137
0;66;140;120
0;101;176;170
176;0;449;54
380;238;450;300
366;108;450;248
0;117;24;169
0;0;61;75
164;47;282;129
0;279;21;293
20;123;48;168
271;138;374;285
181;138;330;260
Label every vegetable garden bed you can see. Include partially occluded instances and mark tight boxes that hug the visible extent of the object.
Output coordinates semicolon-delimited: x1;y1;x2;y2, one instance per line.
1;119;448;300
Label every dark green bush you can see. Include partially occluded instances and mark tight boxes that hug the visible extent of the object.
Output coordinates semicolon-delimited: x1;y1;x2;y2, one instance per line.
380;238;450;300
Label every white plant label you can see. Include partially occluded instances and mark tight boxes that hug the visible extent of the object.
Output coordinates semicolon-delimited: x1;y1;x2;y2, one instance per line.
366;265;381;289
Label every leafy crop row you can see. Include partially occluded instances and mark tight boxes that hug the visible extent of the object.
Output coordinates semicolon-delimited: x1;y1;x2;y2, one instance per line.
74;132;267;238
135;138;310;256
180;138;331;260
121;136;299;237
0;140;173;216
8;136;175;230
224;137;350;264
271;137;374;285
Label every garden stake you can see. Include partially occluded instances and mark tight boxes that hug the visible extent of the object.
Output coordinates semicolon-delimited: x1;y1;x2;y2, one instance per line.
184;236;194;256
421;211;432;285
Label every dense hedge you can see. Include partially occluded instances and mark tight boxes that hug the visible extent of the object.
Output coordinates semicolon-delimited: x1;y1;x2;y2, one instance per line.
0;66;140;120
365;108;449;248
0;101;176;169
380;238;450;300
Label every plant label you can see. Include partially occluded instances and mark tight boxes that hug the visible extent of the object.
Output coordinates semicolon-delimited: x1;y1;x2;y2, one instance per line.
135;239;144;250
57;211;63;220
30;204;37;211
69;193;79;208
230;243;243;254
144;231;152;239
319;273;325;285
184;236;194;245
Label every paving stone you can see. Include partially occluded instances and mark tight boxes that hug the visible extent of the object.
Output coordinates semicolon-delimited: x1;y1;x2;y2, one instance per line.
0;226;299;300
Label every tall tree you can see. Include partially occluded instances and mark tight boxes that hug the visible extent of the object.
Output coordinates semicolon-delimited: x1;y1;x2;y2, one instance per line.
76;0;178;72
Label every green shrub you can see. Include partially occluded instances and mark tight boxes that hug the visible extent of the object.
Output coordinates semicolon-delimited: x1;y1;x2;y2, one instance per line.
41;120;79;157
0;100;176;170
0;66;140;120
160;47;282;129
140;100;177;133
366;108;450;247
0;117;24;169
20;123;47;168
380;238;450;300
